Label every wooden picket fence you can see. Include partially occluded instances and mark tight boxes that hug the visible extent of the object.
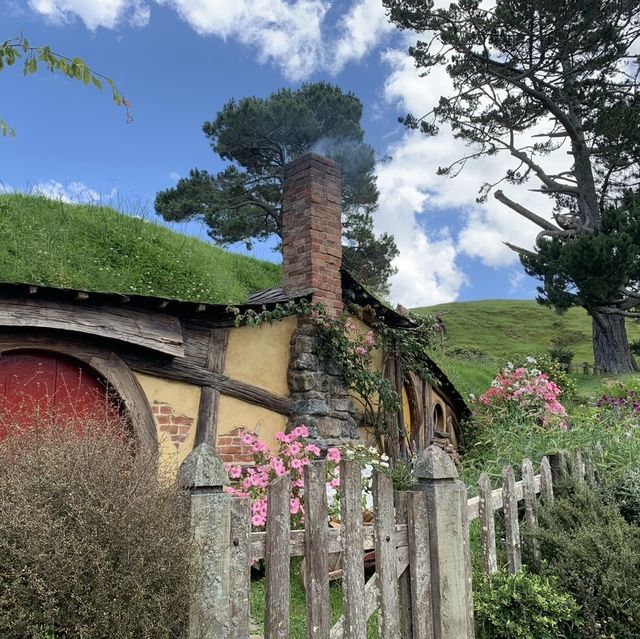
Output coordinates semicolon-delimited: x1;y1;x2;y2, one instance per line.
180;444;598;639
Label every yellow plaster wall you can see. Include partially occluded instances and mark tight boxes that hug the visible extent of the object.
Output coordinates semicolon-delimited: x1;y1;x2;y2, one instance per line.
217;395;288;454
223;316;296;397
134;372;201;475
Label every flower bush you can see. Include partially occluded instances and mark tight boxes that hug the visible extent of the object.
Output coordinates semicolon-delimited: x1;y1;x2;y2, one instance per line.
224;428;389;529
476;359;568;429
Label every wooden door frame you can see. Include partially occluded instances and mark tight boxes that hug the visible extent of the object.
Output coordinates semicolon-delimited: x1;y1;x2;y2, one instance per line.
0;336;157;452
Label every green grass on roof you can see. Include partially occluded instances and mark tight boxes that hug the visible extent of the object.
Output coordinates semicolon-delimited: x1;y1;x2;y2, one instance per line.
0;194;281;304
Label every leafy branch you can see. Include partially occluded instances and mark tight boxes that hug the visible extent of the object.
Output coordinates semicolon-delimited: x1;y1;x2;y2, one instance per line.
1;35;131;136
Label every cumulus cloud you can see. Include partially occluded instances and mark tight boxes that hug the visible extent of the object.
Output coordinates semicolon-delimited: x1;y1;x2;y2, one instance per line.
26;0;394;79
29;180;115;204
332;0;394;73
28;0;150;29
377;47;572;304
374;132;467;307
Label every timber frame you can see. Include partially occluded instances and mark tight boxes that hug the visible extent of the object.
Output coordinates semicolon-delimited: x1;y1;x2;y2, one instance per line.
0;279;469;457
0;282;300;450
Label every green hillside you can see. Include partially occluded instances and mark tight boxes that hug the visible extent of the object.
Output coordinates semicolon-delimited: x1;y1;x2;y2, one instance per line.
0;194;281;304
415;299;640;399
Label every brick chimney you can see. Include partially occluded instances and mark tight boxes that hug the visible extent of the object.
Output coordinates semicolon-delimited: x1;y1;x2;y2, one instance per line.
282;153;343;316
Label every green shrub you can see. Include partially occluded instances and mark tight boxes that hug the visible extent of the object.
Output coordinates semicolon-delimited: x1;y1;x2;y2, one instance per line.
473;569;579;639
532;481;640;638
600;467;640;527
549;345;575;366
0;427;192;639
461;405;640;490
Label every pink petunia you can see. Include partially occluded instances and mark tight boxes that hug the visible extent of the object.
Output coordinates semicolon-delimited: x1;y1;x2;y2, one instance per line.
227;465;243;480
292;425;309;439
326;447;341;463
305;443;321;456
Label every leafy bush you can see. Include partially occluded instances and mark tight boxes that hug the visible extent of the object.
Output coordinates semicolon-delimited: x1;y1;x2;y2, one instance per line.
475;360;568;430
549;345;575;366
462;404;640;489
600;467;640;527
473;569;579;639
0;427;192;639
532;481;640;638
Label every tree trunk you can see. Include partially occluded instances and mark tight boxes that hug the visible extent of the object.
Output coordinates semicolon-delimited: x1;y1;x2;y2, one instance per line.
591;309;636;374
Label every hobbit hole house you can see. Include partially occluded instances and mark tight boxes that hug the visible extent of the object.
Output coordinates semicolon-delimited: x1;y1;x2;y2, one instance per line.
0;153;467;470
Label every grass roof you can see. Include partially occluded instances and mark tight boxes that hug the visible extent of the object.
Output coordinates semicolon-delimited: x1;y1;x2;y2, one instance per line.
0;194;281;304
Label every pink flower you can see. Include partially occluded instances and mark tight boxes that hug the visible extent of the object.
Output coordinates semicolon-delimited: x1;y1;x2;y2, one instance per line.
292;425;309;439
290;498;301;515
365;331;375;347
305;444;321;456
241;433;255;446
227;465;243;480
271;458;286;477
251;440;270;454
330;477;340;489
287;442;302;456
326;447;341;463
355;346;367;356
252;514;266;527
290;458;303;469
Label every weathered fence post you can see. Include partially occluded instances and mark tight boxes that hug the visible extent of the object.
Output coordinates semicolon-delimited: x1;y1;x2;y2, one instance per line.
415;445;474;639
179;443;231;639
548;451;569;485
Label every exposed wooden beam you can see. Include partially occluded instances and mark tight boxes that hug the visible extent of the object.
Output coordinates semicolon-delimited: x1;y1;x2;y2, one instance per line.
0;298;184;357
122;351;295;416
195;328;231;447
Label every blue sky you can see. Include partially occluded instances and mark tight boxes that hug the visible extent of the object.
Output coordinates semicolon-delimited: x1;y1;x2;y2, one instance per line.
1;0;544;307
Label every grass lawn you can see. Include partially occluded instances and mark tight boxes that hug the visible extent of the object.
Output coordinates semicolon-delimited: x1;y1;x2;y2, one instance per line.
250;560;380;638
416;299;640;400
0;194;281;303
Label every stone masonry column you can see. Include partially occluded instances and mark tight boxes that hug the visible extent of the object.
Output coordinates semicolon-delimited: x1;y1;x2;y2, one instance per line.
179;443;230;639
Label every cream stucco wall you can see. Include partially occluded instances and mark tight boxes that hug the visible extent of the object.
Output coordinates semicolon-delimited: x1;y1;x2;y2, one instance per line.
223;316;296;397
217;395;288;454
134;372;201;475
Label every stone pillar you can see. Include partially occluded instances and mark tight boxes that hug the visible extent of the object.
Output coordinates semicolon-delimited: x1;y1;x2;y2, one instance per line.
282;153;343;316
287;321;359;447
414;445;474;639
179;443;230;639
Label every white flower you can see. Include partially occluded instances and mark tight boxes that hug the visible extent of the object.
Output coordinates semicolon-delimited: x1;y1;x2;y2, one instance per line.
526;356;537;364
380;454;389;461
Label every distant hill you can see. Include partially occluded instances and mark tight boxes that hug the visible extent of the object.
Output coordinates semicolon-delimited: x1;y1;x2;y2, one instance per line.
0;194;281;304
415;299;640;398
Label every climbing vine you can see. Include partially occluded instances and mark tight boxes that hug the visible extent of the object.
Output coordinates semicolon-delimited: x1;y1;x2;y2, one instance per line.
228;300;439;453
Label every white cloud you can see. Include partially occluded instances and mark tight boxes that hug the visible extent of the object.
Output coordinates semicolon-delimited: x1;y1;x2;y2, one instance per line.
28;0;150;29
26;0;394;80
29;180;115;204
333;0;394;72
508;270;526;295
375;132;467;307
168;171;181;181
377;48;573;304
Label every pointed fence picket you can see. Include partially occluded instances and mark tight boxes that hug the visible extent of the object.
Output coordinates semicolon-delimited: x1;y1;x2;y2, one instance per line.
181;444;598;639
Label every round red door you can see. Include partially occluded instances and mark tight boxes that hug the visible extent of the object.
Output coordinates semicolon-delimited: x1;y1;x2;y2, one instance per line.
0;351;123;439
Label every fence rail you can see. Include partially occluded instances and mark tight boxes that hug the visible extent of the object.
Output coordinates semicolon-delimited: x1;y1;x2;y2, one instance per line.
180;444;597;639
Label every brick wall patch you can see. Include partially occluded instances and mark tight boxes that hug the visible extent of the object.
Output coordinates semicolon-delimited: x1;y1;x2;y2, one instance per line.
152;400;194;452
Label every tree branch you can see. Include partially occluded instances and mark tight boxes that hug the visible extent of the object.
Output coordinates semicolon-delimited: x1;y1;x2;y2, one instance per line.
494;190;559;231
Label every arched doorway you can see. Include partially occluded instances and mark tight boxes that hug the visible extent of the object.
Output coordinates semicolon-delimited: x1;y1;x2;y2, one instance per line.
0;350;126;439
